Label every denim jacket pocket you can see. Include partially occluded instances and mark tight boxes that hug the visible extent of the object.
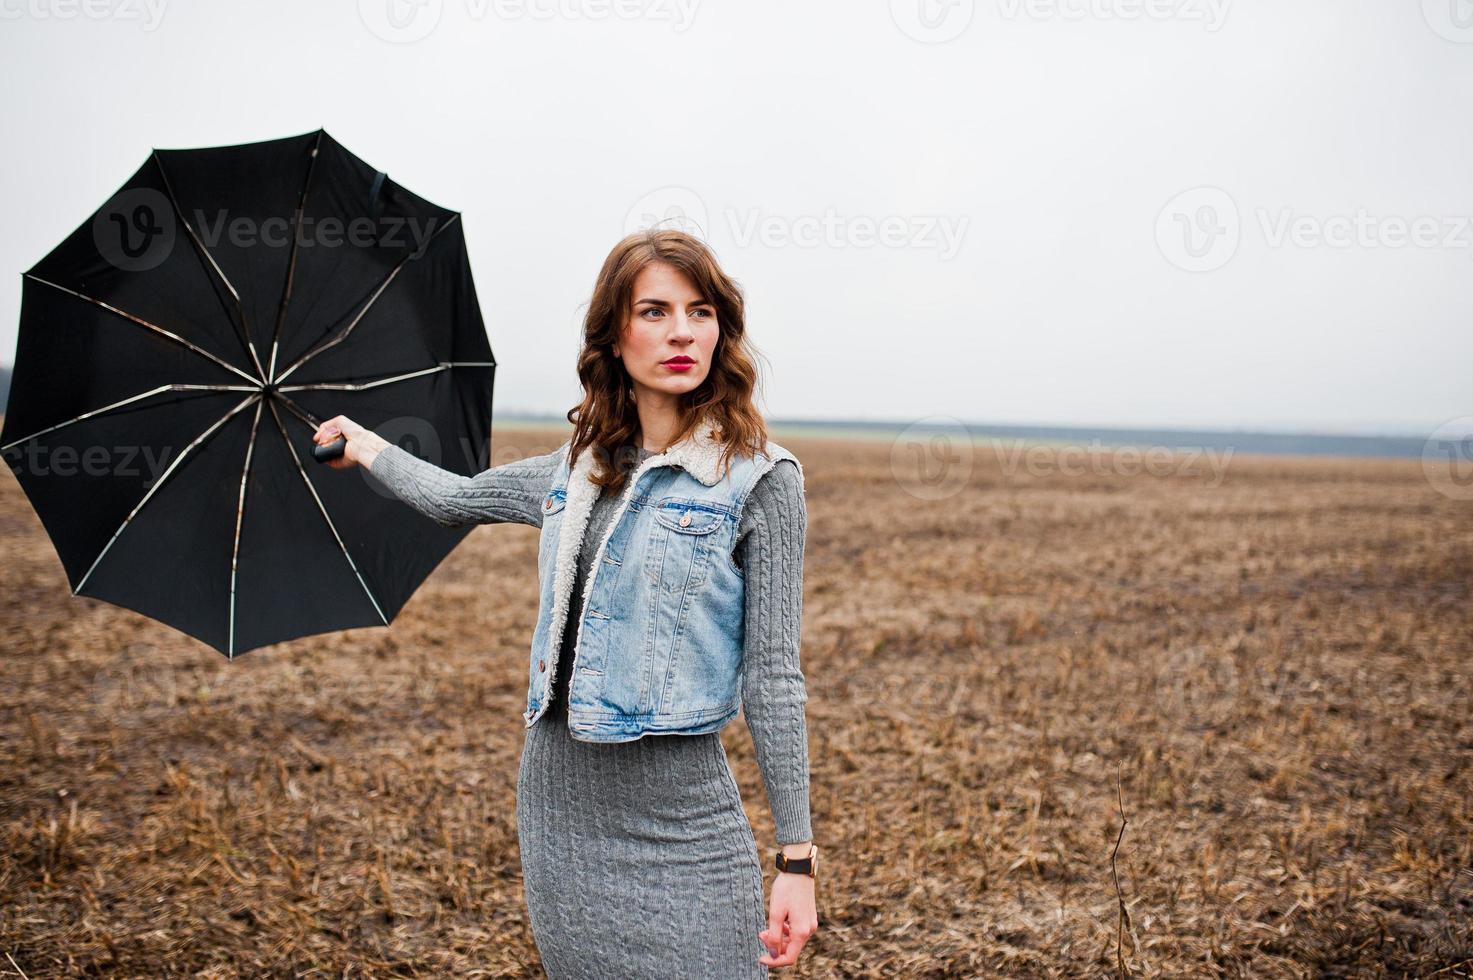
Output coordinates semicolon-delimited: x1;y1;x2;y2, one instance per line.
652;497;725;535
650;497;726;596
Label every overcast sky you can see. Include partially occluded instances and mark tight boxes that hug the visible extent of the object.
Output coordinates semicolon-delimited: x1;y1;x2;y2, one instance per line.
2;0;1470;436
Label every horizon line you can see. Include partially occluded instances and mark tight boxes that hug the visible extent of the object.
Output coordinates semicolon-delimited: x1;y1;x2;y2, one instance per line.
488;410;1441;444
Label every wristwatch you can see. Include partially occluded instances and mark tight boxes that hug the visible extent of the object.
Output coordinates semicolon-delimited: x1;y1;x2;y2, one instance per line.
774;844;818;878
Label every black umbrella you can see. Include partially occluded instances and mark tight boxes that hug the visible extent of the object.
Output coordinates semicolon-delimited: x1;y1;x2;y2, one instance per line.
1;129;496;658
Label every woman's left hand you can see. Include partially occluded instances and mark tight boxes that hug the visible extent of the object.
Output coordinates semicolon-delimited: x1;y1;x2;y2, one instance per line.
759;863;818;968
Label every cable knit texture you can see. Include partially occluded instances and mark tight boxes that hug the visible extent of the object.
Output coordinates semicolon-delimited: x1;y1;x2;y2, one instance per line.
368;438;812;977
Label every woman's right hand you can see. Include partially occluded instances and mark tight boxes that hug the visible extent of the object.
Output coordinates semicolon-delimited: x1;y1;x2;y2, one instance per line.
313;415;391;471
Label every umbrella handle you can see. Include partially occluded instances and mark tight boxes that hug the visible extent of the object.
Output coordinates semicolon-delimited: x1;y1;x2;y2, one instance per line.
311;436;347;463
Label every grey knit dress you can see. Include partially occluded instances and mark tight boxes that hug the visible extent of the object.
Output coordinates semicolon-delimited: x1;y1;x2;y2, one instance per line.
368;438;812;979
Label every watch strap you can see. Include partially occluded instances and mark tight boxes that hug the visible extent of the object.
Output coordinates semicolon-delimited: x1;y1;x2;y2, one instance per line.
774;846;816;877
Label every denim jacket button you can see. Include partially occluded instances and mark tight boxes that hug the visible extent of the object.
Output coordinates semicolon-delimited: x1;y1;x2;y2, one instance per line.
538;659;546;672
679;511;692;527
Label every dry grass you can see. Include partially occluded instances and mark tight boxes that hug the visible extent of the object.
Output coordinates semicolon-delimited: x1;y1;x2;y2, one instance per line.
2;425;1470;978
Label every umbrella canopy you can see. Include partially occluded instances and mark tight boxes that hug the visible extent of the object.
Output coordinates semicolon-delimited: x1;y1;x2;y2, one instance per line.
1;129;496;658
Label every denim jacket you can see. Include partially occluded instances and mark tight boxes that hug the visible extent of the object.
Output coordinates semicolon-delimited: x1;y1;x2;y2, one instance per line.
522;415;801;742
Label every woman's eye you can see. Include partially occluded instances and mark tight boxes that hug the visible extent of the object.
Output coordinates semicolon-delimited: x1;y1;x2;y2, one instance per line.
639;307;712;319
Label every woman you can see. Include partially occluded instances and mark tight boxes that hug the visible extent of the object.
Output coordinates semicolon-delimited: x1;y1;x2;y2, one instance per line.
311;229;819;977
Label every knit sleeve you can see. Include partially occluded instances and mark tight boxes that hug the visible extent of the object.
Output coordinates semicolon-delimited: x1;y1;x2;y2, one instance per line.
735;458;813;846
367;441;562;529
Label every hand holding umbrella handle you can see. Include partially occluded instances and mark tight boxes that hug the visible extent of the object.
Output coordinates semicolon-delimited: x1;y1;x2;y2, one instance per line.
312;437;348;463
313;415;387;469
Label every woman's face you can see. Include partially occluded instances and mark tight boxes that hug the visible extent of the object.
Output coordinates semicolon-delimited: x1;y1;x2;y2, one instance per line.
614;261;719;401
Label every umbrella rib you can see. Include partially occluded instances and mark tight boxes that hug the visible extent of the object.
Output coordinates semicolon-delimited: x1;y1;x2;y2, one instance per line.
227;397;265;659
264;397;389;626
73;392;262;597
266;130;324;383
24;275;263;386
271;392;321;430
1;382;260;453
276;361;495;393
272;213;462;385
151;151;269;383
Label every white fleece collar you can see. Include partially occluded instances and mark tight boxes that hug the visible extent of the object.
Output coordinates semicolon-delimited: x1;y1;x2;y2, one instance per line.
565;414;729;491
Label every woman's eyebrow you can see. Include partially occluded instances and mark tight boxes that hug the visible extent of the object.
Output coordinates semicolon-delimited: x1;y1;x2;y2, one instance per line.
635;297;713;307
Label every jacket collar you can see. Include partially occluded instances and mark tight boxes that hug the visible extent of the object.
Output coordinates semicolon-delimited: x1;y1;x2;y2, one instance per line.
565;414;729;491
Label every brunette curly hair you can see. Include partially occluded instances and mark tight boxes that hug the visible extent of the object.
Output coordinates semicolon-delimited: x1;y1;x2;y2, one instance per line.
565;229;772;494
